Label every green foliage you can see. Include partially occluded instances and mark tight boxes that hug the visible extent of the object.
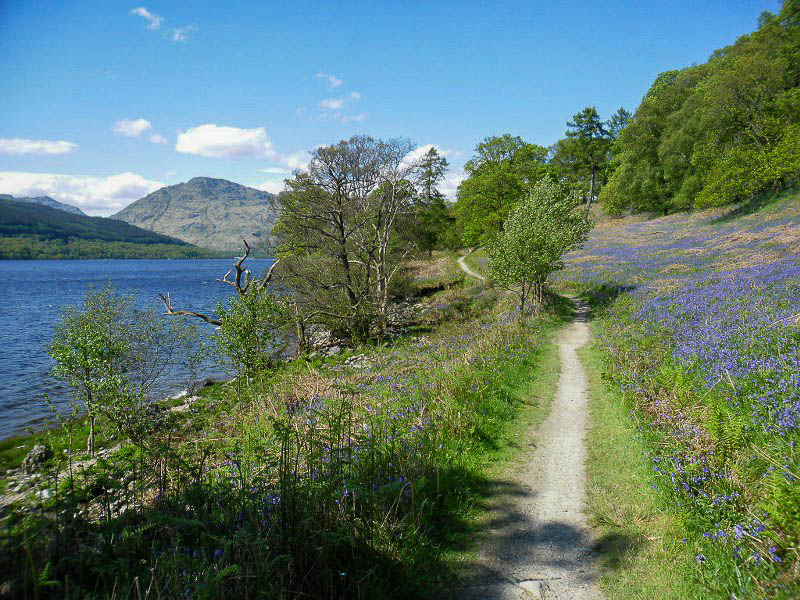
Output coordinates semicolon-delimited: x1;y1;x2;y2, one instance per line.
454;134;553;246
0;235;225;259
488;178;591;312
214;285;285;383
602;1;800;214
48;283;201;453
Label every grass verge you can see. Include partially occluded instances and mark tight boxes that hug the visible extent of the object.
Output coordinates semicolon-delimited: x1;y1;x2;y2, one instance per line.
441;325;562;573
581;342;698;599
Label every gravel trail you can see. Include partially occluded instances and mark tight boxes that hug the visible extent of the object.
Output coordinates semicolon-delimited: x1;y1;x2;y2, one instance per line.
457;300;602;599
458;254;486;281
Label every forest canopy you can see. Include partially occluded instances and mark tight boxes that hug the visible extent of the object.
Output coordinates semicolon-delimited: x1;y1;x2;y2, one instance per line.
600;1;800;214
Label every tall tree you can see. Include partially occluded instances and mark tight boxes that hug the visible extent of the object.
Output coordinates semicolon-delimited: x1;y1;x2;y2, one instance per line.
564;106;611;215
416;146;449;203
410;147;455;256
606;107;632;140
453;134;551;247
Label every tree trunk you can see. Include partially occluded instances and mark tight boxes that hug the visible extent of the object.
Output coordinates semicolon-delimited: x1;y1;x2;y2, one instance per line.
87;414;96;456
293;303;307;355
586;163;596;217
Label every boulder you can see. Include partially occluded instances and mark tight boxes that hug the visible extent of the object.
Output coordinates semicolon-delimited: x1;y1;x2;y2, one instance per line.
22;444;53;474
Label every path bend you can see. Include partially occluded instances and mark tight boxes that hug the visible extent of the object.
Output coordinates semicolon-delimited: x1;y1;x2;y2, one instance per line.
458;254;486;281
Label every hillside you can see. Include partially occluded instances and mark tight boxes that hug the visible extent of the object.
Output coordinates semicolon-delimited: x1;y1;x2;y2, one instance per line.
0;193;85;215
0;197;222;259
557;189;800;597
113;177;277;251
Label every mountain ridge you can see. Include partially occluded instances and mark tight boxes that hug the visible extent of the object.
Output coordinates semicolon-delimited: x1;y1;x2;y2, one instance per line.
0;197;224;259
113;177;278;251
0;194;86;216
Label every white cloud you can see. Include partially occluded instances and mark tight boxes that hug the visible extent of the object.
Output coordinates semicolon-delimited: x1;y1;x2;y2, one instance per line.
112;118;153;137
440;169;466;199
170;25;197;42
149;133;168;144
408;143;464;160
339;112;367;123
259;167;289;174
175;124;278;160
0;171;164;216
0;137;77;155
281;150;311;170
319;97;345;110
316;72;343;90
319;91;361;111
130;7;163;30
254;180;286;195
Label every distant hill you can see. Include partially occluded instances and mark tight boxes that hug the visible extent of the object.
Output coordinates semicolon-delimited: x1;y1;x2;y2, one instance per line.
0;193;86;215
0;197;223;259
113;177;277;252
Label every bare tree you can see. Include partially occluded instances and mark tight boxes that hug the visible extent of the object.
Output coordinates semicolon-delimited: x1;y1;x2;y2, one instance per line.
159;241;285;379
159;240;279;326
274;135;423;340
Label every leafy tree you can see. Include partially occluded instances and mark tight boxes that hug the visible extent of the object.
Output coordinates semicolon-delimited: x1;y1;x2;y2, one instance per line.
49;283;200;454
488;178;591;314
453;135;552;247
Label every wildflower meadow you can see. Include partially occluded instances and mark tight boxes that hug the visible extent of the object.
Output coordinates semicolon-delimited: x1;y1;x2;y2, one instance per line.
558;190;800;598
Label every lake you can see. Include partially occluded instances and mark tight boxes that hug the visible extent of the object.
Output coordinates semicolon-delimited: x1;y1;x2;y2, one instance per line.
0;258;274;440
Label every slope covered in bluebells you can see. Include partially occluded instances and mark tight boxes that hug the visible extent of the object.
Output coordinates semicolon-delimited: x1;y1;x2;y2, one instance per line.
557;189;800;597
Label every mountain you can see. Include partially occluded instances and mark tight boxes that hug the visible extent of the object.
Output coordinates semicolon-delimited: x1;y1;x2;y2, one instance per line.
0;193;86;215
0;197;222;259
112;177;278;252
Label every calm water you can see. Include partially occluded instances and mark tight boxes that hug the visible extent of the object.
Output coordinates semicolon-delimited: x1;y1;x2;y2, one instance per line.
0;258;273;439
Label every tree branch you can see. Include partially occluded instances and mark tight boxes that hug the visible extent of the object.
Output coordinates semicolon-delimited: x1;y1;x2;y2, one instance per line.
158;292;222;326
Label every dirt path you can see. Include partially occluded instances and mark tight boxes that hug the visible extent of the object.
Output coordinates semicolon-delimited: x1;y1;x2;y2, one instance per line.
458;301;602;599
458;254;486;281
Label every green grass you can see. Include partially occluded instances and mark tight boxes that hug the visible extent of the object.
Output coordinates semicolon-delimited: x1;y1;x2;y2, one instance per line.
442;327;562;572
581;341;699;599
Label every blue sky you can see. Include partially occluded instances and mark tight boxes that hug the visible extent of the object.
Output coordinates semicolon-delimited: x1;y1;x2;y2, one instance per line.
0;0;781;215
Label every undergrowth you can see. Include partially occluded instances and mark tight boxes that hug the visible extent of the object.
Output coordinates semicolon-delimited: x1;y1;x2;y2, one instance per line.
0;259;566;599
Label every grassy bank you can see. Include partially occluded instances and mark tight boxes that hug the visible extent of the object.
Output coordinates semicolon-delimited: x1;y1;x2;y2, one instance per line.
559;190;800;597
581;342;696;598
0;253;568;599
